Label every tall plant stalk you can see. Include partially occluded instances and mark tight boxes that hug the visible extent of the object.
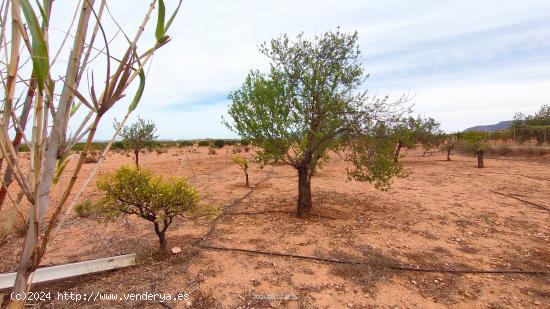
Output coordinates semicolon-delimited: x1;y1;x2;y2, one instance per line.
0;0;182;307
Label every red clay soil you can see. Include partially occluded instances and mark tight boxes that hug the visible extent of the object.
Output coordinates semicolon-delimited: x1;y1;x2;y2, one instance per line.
0;147;549;308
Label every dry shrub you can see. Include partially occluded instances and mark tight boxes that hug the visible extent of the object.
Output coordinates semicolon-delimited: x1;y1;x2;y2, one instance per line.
155;148;167;155
84;150;99;163
0;221;9;246
232;146;243;154
483;145;550;157
1;208;28;240
190;289;221;309
208;147;217;155
329;246;399;292
74;199;97;217
243;146;250;152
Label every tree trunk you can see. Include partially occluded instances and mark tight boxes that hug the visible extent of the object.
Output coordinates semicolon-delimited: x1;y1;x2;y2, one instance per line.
394;142;403;163
154;223;167;251
244;170;249;187
447;145;452;161
297;163;312;218
134;149;140;167
477;149;484;168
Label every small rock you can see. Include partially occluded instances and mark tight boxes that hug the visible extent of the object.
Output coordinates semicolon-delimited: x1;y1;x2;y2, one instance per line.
347;303;353;307
171;247;182;254
534;301;541;306
185;300;192;307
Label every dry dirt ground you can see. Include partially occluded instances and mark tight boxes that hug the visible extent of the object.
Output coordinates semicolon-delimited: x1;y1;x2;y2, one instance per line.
1;146;549;308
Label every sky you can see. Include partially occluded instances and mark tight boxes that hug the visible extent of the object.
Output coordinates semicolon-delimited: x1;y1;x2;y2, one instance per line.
53;0;550;139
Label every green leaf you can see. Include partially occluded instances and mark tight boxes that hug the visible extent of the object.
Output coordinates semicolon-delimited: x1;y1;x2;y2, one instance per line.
70;101;82;116
20;0;49;90
34;0;48;25
155;0;166;41
128;67;145;113
163;0;182;34
54;154;77;185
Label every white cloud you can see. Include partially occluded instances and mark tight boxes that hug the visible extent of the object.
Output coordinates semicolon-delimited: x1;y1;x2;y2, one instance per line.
47;0;550;138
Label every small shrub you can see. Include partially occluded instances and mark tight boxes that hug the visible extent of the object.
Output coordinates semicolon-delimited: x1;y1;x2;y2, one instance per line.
74;199;97;217
233;146;243;154
96;166;216;250
212;139;225;148
208;147;217;155
232;156;249;187
12;212;28;238
243;146;250;153
112;141;125;150
18;144;30;152
84;150;99;164
155;148;167;155
178;140;194;147
240;139;251;146
198;140;210;147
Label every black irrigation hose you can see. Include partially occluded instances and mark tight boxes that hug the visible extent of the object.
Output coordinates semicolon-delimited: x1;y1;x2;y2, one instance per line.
489;189;550;212
198;245;550;276
227;210;336;220
192;167;275;246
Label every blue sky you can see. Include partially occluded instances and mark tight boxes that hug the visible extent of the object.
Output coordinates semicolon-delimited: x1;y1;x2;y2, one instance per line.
78;0;550;139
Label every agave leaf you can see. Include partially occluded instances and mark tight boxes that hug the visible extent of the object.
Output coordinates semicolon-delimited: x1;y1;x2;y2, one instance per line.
155;0;166;41
20;0;49;89
34;0;48;25
128;49;146;113
163;0;182;34
70;102;82;116
54;154;77;185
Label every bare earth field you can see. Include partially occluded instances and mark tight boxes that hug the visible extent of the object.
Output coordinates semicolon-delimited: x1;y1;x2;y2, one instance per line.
1;147;549;308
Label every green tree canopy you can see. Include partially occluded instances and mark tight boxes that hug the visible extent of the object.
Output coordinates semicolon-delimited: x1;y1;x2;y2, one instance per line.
512;105;550;145
115;117;158;167
225;29;408;218
96;166;214;250
390;116;443;162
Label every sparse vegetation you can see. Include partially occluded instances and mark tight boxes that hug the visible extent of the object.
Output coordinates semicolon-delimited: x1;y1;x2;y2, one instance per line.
116;117;158;167
232;156;250;187
391;116;443;162
96;166;214;251
460;131;486;168
74;199;98;218
198;140;211;147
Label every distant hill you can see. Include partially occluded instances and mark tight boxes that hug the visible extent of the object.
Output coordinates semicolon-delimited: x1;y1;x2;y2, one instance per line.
464;120;513;132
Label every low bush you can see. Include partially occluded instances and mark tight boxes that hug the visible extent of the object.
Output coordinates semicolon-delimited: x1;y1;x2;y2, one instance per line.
198;140;210;147
84;150;100;164
232;156;249;187
96;166;216;250
212;139;225;148
74;199;98;217
178;140;194;147
240;139;251;146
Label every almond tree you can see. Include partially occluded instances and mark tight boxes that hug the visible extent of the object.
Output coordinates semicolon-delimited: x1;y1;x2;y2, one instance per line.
0;0;182;303
391;116;442;162
116;117;158;167
226;30;408;218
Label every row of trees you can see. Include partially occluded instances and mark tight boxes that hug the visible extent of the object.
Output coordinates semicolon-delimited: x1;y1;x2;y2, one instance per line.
512;105;550;145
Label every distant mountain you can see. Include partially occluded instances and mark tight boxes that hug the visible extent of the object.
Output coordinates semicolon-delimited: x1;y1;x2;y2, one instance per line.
464;120;513;132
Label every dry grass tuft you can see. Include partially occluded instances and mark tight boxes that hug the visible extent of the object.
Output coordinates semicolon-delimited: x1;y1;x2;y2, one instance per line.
329;246;399;292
